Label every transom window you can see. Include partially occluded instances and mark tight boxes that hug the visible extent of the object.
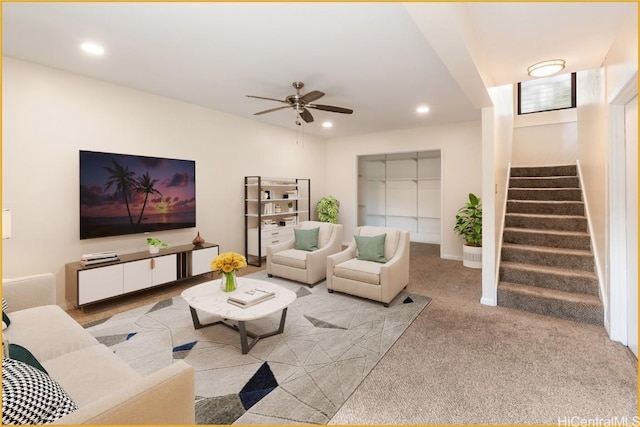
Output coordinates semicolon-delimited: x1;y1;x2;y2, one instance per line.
518;72;576;115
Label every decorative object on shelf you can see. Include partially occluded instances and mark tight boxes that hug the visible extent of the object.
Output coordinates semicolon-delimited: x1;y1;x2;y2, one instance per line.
453;193;482;269
192;232;205;246
146;237;169;254
211;252;247;292
287;202;294;212
316;196;340;223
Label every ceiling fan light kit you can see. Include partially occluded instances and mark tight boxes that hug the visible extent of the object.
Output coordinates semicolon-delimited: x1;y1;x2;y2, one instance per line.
247;82;353;124
527;59;566;77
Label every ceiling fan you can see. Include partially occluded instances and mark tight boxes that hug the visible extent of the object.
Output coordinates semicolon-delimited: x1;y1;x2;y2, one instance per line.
246;82;353;123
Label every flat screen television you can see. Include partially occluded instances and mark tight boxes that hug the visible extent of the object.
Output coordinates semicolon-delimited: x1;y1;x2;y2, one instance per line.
80;150;196;240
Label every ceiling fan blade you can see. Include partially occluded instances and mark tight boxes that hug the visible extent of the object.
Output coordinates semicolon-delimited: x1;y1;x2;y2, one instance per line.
254;106;290;116
246;95;289;104
300;90;325;103
299;108;314;123
308;104;354;114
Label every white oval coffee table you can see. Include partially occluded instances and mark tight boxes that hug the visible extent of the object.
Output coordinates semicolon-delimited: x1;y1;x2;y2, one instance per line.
181;277;297;354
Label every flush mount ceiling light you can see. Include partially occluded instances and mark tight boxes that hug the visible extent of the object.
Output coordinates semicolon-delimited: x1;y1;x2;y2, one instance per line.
322;122;333;128
80;42;105;56
416;106;430;114
527;59;565;77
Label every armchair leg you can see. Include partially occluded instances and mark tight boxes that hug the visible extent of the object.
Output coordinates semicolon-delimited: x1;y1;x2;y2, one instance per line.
383;302;390;308
267;274;273;278
328;289;334;293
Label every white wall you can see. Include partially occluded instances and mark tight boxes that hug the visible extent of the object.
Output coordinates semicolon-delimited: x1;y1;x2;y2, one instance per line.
512;109;578;166
482;84;514;306
603;9;638;342
576;67;609;327
325;121;482;260
2;58;328;307
605;10;638;104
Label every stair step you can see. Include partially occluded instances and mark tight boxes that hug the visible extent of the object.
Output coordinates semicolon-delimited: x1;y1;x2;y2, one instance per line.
503;227;591;250
497;281;603;325
511;164;577;178
500;261;599;295
501;243;594;272
506;200;585;216
509;176;580;188
505;213;587;232
508;188;582;201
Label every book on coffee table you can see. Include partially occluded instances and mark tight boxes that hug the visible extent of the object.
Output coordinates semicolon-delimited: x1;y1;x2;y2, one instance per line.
227;288;276;308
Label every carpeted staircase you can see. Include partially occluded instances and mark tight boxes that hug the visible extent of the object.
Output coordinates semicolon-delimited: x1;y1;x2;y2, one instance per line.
497;164;604;325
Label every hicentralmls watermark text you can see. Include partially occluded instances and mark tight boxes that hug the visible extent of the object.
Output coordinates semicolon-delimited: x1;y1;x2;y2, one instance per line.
558;416;640;426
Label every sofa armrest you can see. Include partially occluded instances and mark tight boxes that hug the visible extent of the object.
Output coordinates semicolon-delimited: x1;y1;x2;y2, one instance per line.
326;241;357;290
2;273;56;312
52;361;195;425
328;241;356;266
266;238;295;256
266;239;295;274
379;231;410;302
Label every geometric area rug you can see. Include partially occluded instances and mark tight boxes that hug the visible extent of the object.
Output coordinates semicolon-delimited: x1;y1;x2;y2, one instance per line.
84;270;431;424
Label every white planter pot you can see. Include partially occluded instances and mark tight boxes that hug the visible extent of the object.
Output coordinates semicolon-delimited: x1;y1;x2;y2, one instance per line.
148;245;160;254
462;244;482;269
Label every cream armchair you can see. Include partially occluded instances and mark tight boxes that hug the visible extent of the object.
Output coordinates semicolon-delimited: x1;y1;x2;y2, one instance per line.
327;226;410;306
267;221;344;286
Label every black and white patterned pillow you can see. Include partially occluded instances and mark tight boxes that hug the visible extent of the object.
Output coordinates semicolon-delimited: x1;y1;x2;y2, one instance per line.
2;297;9;330
2;358;78;424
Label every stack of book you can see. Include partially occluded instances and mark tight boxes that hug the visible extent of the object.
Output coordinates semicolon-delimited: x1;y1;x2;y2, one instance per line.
263;202;275;215
80;251;119;266
284;190;298;199
227;288;275;308
279;216;297;226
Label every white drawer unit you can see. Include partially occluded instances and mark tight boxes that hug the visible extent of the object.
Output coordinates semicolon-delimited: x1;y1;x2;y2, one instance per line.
247;227;295;257
66;243;218;308
123;255;177;293
78;263;123;305
191;246;219;276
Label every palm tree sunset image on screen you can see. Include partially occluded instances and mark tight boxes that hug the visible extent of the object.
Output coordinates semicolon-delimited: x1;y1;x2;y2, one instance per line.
79;151;196;240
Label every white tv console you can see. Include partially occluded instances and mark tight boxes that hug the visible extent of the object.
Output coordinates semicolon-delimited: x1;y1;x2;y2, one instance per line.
65;242;219;308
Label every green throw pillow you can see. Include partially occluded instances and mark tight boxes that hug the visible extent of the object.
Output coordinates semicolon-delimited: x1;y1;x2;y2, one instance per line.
294;227;320;251
8;344;48;374
355;233;388;263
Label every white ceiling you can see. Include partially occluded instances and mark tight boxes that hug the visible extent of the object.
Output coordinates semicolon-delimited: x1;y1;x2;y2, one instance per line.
2;2;635;138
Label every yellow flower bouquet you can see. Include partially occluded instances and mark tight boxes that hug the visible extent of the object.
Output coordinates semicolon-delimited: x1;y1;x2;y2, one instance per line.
211;252;247;292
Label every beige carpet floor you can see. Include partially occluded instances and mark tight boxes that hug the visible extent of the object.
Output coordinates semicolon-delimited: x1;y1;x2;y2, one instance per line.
329;243;638;425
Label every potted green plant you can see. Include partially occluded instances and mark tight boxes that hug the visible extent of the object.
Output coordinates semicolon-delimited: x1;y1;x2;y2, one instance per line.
146;237;169;254
453;193;482;268
316;196;340;223
287;201;294;212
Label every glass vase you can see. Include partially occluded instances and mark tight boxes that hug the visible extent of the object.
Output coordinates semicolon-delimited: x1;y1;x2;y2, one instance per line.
221;270;237;292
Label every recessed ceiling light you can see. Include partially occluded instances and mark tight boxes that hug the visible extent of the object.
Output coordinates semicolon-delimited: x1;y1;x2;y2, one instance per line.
416;106;430;114
527;59;565;77
80;42;105;56
322;122;333;128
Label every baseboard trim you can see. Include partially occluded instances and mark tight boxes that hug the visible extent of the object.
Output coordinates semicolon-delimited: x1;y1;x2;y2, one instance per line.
480;296;497;306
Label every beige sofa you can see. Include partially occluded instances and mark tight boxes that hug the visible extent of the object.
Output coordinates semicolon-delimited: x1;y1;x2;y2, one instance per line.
327;226;410;306
267;221;343;286
2;273;195;425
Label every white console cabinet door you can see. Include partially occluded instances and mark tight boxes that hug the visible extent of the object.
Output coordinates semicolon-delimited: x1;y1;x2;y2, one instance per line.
123;254;177;293
191;246;219;276
78;264;124;305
